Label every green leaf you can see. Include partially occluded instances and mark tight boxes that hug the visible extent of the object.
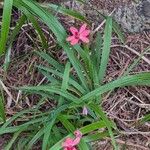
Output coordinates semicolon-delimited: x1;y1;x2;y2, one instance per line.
0;0;13;55
78;139;90;150
123;47;150;76
42;104;71;150
61;62;71;92
0;117;46;135
74;45;98;89
99;17;112;83
0;93;6;122
15;0;66;42
4;130;22;150
3;15;27;71
63;45;89;91
38;66;85;94
39;69;60;84
84;131;109;142
42;119;56;150
93;32;103;69
24;12;48;49
112;19;125;44
58;115;75;133
89;103;118;150
79;73;150;103
58;62;71;106
141;114;150;123
52;125;62;142
48;4;89;23
19;85;79;103
1;109;37;129
27;128;45;150
36;51;64;72
80;121;106;134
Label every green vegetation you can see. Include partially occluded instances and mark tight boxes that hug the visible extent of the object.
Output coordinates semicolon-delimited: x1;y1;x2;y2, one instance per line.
0;0;149;149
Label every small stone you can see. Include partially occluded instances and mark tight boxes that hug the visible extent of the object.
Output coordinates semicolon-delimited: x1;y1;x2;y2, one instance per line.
82;0;150;33
114;0;150;32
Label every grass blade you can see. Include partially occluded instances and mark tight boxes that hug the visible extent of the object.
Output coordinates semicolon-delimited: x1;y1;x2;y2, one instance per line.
19;85;79;103
80;73;150;103
99;17;112;83
60;62;70;91
48;4;88;23
92;32;103;69
27;128;45;150
36;51;64;72
89;103;118;150
84;131;109;143
58;62;70;106
42;119;56;150
3;15;26;71
58;115;75;133
25;12;48;49
112;20;125;44
4;130;22;150
80;121;106;134
42;104;71;150
38;66;85;94
123;47;150;76
0;0;13;55
0;92;6;122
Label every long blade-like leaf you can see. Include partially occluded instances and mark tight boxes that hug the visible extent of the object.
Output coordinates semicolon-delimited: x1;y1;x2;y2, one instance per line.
58;62;70;106
48;4;88;23
3;14;27;71
80;73;150;103
0;0;13;55
99;17;112;83
0;94;6;122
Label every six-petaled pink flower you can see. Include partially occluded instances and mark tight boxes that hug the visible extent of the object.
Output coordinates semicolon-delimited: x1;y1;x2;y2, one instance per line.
66;24;90;45
62;130;82;150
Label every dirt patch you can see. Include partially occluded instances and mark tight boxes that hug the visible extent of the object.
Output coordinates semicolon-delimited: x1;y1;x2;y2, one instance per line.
0;0;150;149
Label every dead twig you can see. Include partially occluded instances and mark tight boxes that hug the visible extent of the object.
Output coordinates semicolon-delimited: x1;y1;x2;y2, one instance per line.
112;45;150;65
105;137;150;150
120;131;150;135
93;9;116;34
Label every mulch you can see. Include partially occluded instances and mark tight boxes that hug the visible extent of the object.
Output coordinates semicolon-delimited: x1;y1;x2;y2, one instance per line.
0;0;150;149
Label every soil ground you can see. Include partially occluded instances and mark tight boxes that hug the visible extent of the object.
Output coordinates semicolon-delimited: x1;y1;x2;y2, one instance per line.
0;0;150;149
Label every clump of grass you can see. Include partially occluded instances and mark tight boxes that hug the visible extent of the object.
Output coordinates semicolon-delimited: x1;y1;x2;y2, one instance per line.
0;0;150;150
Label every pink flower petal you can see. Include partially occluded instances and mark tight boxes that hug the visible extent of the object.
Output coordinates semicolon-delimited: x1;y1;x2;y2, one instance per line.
62;138;74;147
72;137;81;146
66;36;76;42
80;36;89;43
70;38;79;45
64;147;77;150
72;130;82;146
79;24;87;33
81;30;90;37
70;27;78;35
74;130;82;138
82;106;88;115
62;130;82;150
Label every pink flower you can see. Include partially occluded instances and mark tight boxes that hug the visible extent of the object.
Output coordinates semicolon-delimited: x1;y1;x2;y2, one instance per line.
82;106;88;116
62;130;82;150
66;24;90;45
